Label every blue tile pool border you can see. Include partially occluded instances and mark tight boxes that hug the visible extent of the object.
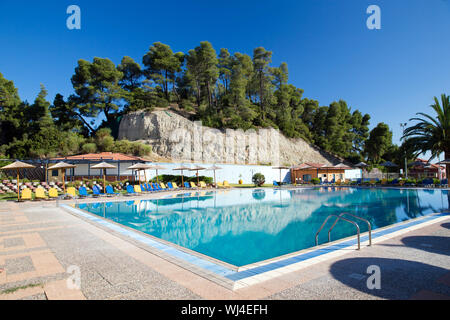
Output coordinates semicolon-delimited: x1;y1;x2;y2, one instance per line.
62;204;448;283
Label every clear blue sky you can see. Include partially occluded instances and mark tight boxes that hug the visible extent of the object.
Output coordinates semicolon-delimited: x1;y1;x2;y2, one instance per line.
1;0;449;149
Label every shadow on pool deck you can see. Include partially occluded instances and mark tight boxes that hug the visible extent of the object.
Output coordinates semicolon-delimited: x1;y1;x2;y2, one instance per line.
441;223;450;229
378;235;450;256
329;257;450;299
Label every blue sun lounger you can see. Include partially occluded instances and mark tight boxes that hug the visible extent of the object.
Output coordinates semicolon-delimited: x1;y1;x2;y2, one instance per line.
126;185;136;195
92;185;104;197
78;186;91;198
106;185;119;196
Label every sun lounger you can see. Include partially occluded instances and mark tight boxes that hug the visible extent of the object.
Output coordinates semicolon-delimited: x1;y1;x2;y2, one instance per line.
92;185;105;197
134;185;142;194
20;188;32;201
67;187;78;198
273;181;280;187
199;181;207;188
126;185;136;196
78;187;90;198
167;182;174;189
48;188;59;199
184;182;191;189
35;187;48;200
172;182;179;189
216;182;224;188
106;185;119;196
223;181;231;188
190;182;197;189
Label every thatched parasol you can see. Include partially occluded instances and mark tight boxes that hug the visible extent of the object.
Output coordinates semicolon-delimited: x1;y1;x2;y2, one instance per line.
91;162;116;193
189;166;206;186
173;165;191;186
272;166;289;185
150;165;167;184
355;162;368;181
1;161;35;202
127;163;153;184
206;165;222;188
47;162;77;195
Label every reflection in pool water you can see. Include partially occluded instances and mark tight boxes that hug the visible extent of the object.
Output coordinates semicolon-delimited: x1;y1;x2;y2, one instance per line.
77;188;449;266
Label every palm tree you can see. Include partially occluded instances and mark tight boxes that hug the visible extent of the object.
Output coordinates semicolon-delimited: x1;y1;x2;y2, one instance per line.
403;94;450;177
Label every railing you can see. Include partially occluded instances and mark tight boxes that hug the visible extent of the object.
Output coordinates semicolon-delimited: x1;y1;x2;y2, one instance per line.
315;213;372;250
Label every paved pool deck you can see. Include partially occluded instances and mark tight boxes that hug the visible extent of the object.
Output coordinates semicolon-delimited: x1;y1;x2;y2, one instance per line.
0;194;449;300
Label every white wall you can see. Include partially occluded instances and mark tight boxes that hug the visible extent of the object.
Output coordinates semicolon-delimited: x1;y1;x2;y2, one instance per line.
141;162;291;185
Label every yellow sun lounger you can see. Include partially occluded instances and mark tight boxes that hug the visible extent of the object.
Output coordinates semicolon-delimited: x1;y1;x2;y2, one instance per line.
216;182;224;188
35;188;48;200
199;181;207;188
160;182;167;189
66;187;77;198
48;188;59;199
20;188;32;201
171;182;179;189
134;185;142;193
223;181;231;188
190;182;198;188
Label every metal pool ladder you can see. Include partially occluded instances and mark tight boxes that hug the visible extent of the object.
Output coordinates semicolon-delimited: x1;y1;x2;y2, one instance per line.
315;213;372;250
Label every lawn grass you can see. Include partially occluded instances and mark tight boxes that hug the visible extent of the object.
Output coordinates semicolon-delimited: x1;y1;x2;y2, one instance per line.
0;193;18;201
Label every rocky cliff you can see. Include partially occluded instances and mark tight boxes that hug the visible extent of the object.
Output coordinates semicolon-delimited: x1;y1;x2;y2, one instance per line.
118;110;341;165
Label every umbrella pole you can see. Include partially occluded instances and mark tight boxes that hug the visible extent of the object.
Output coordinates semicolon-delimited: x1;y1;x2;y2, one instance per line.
17;169;20;202
144;170;147;183
62;169;66;195
103;169;106;194
181;170;184;187
214;170;216;188
156;170;159;184
197;170;199;186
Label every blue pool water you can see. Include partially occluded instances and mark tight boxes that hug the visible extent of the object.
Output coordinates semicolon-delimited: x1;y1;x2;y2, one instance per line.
76;187;449;266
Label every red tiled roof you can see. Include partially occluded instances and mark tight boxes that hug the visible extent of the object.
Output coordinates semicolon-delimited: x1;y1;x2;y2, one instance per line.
52;152;147;162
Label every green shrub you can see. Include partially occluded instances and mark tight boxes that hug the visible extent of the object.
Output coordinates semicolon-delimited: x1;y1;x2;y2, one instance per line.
82;143;97;154
311;178;320;185
252;173;265;186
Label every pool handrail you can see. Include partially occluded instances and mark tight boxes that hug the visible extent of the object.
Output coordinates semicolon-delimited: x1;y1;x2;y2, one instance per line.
315;214;361;250
328;212;371;247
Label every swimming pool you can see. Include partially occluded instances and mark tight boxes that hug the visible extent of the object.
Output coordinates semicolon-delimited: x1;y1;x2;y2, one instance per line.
76;187;449;267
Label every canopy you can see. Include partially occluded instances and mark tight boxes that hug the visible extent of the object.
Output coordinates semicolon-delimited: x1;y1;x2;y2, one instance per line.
1;161;35;170
207;165;222;188
1;161;35;202
47;161;76;170
47;162;77;195
91;162;116;193
355;162;368;168
90;162;117;169
332;163;353;170
173;165;191;186
127;163;153;183
189;166;205;186
379;161;399;168
408;160;427;167
150;165;167;184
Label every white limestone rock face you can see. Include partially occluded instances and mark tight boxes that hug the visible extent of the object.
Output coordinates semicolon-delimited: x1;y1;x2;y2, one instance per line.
118;110;341;165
